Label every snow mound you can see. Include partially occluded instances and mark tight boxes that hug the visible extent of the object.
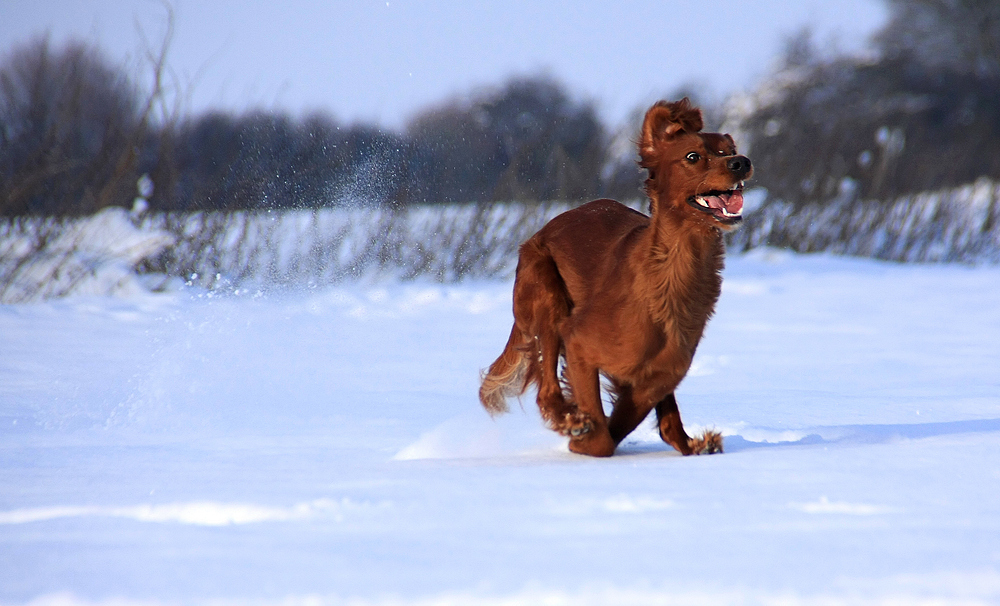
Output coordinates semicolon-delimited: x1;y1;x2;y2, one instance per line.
0;207;174;303
394;413;565;461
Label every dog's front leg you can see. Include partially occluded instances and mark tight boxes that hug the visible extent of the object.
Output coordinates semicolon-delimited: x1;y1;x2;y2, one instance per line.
607;382;655;445
655;394;723;455
655;393;694;455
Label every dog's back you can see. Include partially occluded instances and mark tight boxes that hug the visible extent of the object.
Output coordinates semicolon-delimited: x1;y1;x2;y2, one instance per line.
530;199;648;308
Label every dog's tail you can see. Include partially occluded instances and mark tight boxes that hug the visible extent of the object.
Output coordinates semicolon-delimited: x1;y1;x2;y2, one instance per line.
479;325;529;416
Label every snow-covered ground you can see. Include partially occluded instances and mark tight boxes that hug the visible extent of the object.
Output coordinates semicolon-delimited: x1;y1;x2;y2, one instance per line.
1;250;999;605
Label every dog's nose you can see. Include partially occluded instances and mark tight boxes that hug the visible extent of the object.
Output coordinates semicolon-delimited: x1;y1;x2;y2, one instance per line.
726;155;752;179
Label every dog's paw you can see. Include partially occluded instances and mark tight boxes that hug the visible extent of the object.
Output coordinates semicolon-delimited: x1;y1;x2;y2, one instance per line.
688;429;723;454
561;411;593;439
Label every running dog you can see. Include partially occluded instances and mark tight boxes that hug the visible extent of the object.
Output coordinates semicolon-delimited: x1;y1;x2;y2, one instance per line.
479;98;751;457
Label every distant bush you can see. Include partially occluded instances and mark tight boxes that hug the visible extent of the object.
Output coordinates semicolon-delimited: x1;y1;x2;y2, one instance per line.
0;201;589;302
132;180;1000;292
4;181;999;303
729;180;1000;263
136;201;583;290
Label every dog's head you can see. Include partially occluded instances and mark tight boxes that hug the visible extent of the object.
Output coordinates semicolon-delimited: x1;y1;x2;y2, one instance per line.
638;98;752;229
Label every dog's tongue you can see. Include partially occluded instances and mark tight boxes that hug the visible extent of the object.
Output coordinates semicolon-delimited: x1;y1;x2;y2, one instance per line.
704;190;744;214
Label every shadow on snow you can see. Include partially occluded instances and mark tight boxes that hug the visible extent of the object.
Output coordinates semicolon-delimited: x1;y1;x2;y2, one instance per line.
722;418;1000;453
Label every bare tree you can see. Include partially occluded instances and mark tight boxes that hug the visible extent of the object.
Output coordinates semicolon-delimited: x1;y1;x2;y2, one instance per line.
0;38;144;215
0;3;179;216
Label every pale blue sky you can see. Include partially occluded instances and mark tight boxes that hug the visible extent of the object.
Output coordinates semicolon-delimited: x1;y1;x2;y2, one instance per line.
2;0;888;128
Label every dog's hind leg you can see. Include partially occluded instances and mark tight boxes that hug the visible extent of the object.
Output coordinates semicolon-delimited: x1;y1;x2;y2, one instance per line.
562;339;615;457
512;240;584;436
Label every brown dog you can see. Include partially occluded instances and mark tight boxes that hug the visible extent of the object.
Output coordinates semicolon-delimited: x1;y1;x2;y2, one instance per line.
479;98;751;457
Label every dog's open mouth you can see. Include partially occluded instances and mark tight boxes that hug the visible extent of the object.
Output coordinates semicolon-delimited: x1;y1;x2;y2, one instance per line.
687;183;744;224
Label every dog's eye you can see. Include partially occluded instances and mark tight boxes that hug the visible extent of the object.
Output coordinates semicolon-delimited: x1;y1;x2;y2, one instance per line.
685;152;701;163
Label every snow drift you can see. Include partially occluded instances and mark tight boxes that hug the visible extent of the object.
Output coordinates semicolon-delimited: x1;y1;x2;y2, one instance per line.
0;207;174;303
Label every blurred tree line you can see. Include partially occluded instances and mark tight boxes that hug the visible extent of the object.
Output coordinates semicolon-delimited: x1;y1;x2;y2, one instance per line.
2;0;999;216
0;35;619;215
741;0;1000;207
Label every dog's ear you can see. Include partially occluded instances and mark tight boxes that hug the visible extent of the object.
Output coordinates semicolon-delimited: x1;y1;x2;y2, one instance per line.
639;98;704;166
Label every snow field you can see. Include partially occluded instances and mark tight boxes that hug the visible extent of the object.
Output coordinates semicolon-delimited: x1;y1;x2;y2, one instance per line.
1;250;999;605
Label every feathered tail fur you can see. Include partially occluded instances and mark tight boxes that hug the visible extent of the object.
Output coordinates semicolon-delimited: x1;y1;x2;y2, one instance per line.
479;325;530;415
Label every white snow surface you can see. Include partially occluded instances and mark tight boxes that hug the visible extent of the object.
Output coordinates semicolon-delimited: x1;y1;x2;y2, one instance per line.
1;250;999;605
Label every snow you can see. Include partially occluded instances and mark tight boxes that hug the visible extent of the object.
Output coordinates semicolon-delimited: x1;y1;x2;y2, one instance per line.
2;250;1000;605
0;208;175;304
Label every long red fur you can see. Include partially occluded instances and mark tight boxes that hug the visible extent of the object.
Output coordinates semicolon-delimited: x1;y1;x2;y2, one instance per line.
479;98;752;456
